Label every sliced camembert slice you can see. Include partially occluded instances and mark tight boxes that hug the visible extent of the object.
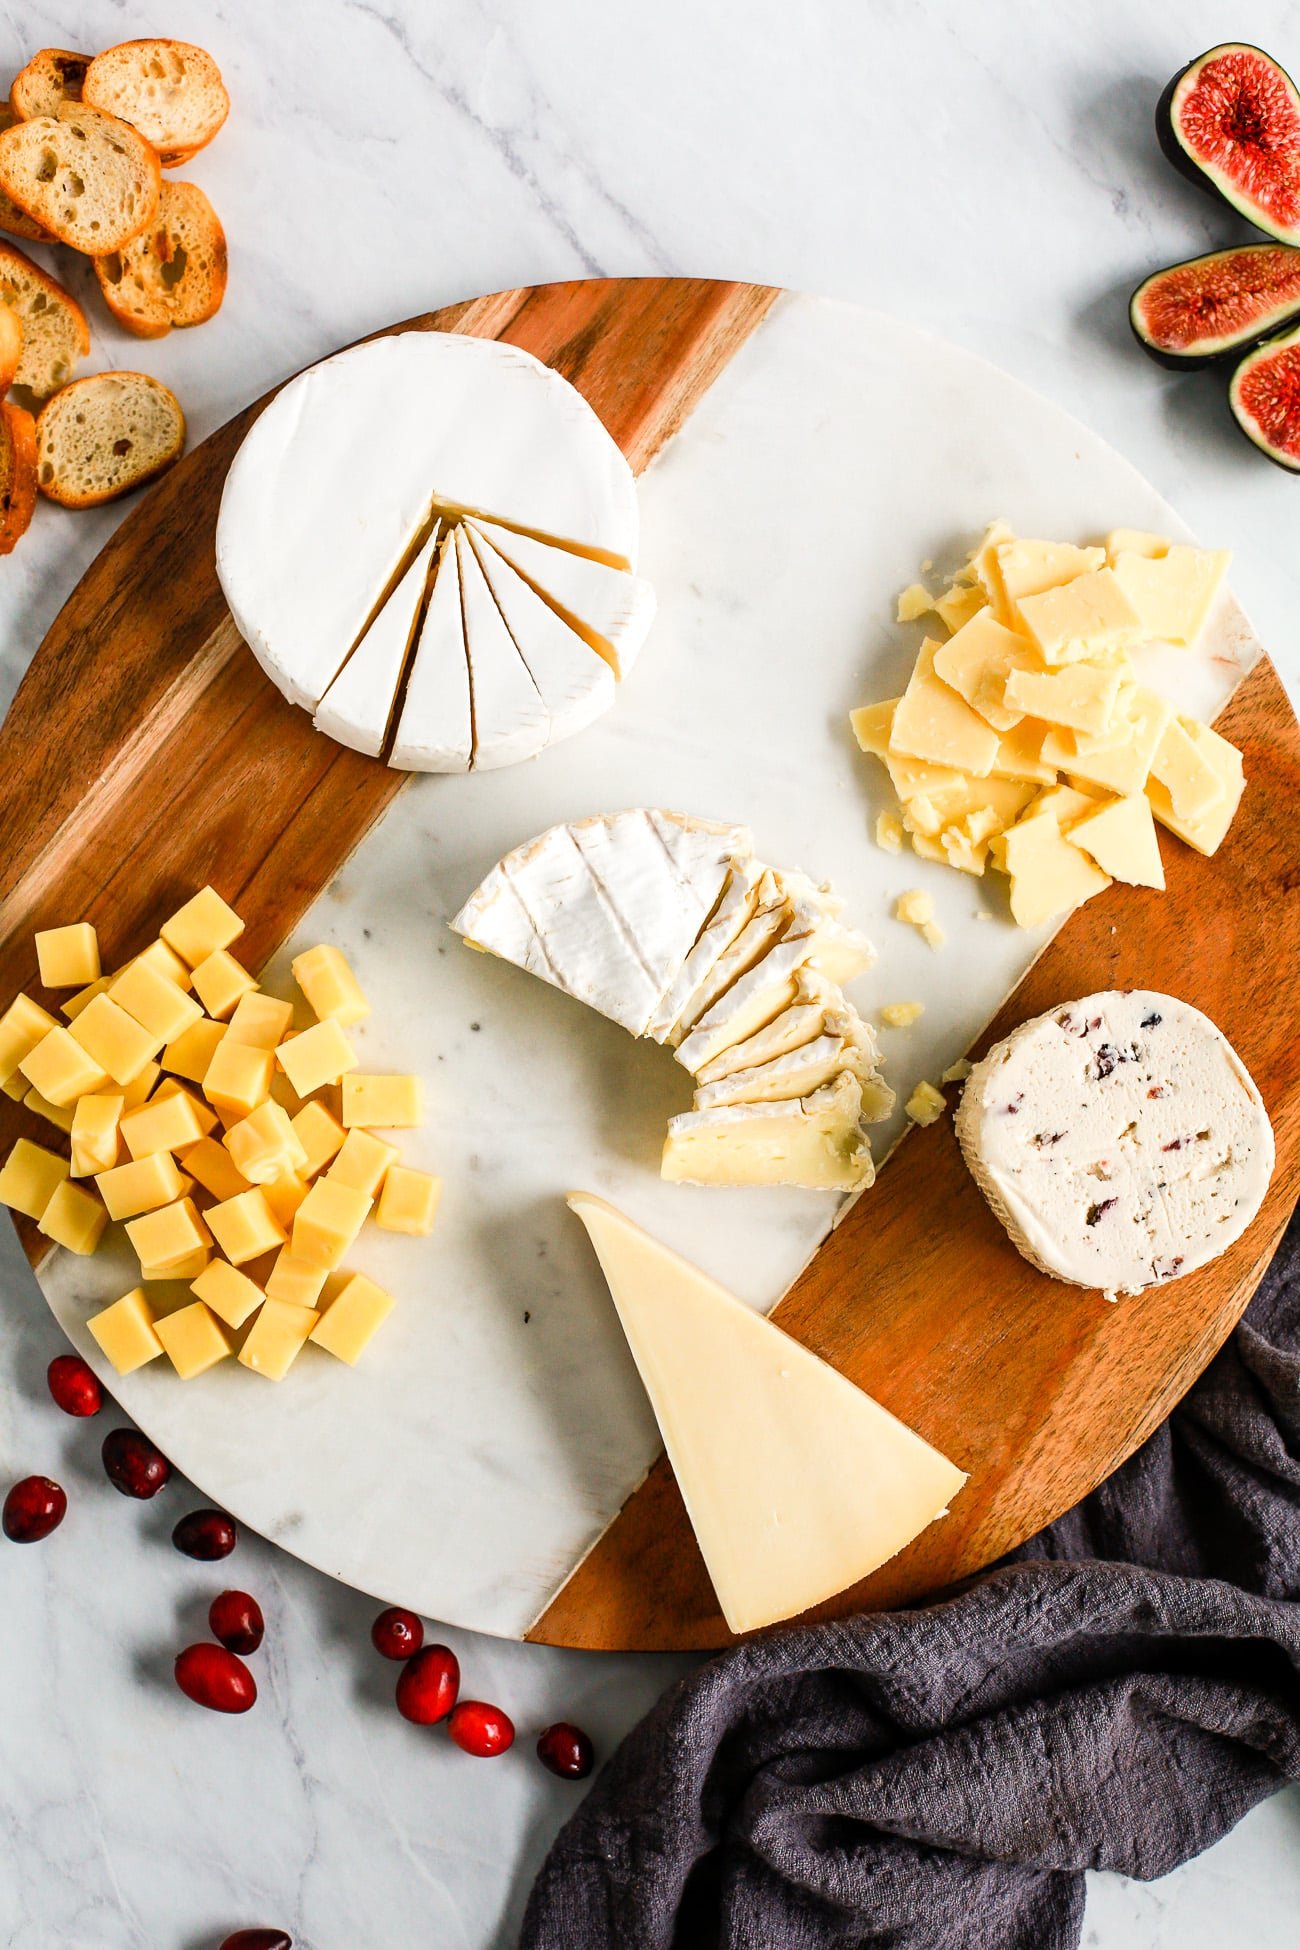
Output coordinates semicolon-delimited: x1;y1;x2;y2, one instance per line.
675;905;873;1075
466;526;614;748
662;1071;874;1190
569;1192;967;1634
390;527;473;772
314;523;441;756
693;1031;869;1109
646;855;765;1045
467;517;656;678
691;964;849;1083
455;528;549;770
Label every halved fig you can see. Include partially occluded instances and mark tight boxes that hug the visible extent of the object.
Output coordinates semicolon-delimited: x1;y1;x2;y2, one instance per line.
1131;243;1300;366
1229;321;1300;470
1158;44;1300;242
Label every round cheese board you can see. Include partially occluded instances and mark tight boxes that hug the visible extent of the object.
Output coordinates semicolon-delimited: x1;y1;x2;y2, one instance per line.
2;280;1296;1650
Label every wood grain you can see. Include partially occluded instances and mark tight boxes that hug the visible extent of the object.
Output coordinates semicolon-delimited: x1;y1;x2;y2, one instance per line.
530;653;1300;1649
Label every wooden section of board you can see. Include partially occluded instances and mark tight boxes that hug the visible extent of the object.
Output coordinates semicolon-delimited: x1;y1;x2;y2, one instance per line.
0;278;779;1263
530;654;1300;1649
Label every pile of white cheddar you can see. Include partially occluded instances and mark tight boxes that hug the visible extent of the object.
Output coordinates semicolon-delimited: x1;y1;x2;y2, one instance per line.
453;809;893;1189
852;525;1245;926
0;888;437;1383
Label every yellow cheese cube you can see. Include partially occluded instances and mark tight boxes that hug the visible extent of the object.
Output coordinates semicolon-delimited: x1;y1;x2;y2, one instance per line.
70;1093;124;1175
60;974;113;1021
291;1178;371;1269
176;1135;253;1204
205;1187;286;1265
1003;661;1124;739
264;1249;329;1308
154;1301;232;1379
1067;794;1165;889
203;1039;274;1117
87;1288;163;1374
0;1137;69;1218
109;958;204;1044
142;1247;212;1282
261;1170;311;1230
119;1060;162;1110
1146;720;1244;857
276;1019;357;1098
932;612;1042;734
35;921;100;989
149;1077;218;1135
340;1075;422;1129
69;994;163;1087
125;1197;212;1272
376;1165;441;1236
161;886;244;969
95;1150;190;1220
162;1016;227;1085
24;1085;75;1133
2;1072;27;1099
132;938;193;991
20;1025;109;1105
225;992;295;1050
310;1273;394;1365
291;944;370;1027
119;1089;208;1160
38;1178;108;1255
999;811;1111;928
238;1299;319;1379
191;1257;265;1330
888;640;1001;776
191;949;258;1022
224;1100;308;1185
1016;567;1141;665
327;1127;398;1196
1109;545;1230;646
289;1100;346;1178
0;994;59;1085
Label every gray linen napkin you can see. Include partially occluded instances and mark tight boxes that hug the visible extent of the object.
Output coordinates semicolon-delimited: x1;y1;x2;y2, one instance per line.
521;1202;1300;1950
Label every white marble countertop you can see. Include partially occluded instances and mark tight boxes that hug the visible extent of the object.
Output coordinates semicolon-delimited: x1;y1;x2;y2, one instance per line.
3;2;1298;1945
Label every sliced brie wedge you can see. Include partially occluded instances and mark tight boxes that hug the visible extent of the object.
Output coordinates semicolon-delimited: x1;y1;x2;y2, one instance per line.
662;1071;875;1190
693;1030;887;1111
455;528;549;771
466;525;614;747
467;517;656;679
646;856;764;1045
390;528;473;772
314;523;442;756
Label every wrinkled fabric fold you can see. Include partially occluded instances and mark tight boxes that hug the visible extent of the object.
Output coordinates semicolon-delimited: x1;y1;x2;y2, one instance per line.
521;1204;1300;1950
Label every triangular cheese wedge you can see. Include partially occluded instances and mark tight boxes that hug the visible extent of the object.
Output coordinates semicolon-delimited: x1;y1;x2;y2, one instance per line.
468;516;656;677
314;523;442;755
466;525;614;744
390;527;472;772
455;527;549;770
569;1193;967;1633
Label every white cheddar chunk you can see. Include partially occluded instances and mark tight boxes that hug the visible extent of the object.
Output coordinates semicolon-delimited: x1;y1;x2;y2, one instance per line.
467;525;615;749
467;517;655;678
390;525;472;772
314;523;441;756
455;527;549;770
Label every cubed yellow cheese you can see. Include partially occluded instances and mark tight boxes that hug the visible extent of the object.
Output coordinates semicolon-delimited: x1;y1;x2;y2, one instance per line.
141;1247;212;1282
125;1197;212;1271
224;1100;308;1185
994;539;1105;608
60;974;113;1021
38;1178;108;1255
931;612;1040;733
264;1248;329;1308
376;1166;441;1236
24;1085;75;1132
1002;661;1124;738
203;1038;274;1117
880;1001;924;1028
275;1019;357;1097
895;582;933;623
1109;545;1229;646
239;1299;319;1379
154;1301;232;1379
1148;717;1228;821
0;1137;69;1218
132;938;193;991
261;1170;311;1229
35;921;100;989
108;957;203;1045
888;640;1001;776
291;944;370;1028
1015;568;1141;664
289;1100;346;1178
340;1074;422;1129
310;1273;394;1365
150;1077;219;1135
327;1127;398;1196
191;949;258;1022
161;886;244;969
225;992;295;1050
932;583;987;633
205;1186;287;1265
20;1025;109;1105
999;811;1111;928
162;1016;227;1086
96;1150;190;1220
120;1089;207;1160
291;1178;371;1269
1066;793;1165;889
2;1071;28;1099
87;1288;164;1374
70;1092;124;1175
1146;719;1244;857
175;1135;253;1204
0;993;59;1086
69;994;163;1087
875;810;904;853
849;697;899;759
119;1060;162;1110
1105;528;1169;563
905;1079;948;1126
191;1257;265;1330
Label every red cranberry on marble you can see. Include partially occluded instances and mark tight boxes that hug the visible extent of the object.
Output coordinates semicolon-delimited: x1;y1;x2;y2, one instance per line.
101;1427;170;1499
371;1606;423;1660
47;1353;101;1417
395;1643;459;1725
175;1642;256;1714
536;1721;594;1780
448;1699;515;1758
172;1508;237;1560
219;1932;292;1950
209;1589;265;1656
3;1475;67;1542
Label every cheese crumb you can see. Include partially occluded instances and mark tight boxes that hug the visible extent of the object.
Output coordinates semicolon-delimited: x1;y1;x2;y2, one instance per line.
875;811;904;854
880;1002;924;1028
896;583;933;623
895;889;934;929
941;1057;973;1084
921;920;946;951
905;1080;947;1126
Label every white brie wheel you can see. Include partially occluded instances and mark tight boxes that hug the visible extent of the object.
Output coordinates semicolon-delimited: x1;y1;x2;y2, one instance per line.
215;332;657;771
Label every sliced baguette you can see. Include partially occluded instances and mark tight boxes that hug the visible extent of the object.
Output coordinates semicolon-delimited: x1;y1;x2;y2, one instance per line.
84;40;229;167
35;371;184;507
0;299;21;390
0;103;55;242
94;180;227;337
0;102;160;254
0;399;38;553
10;49;89;122
0;241;90;402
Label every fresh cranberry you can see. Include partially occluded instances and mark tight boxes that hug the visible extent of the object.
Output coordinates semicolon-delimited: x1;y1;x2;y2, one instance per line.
395;1643;459;1724
536;1721;594;1780
371;1606;423;1660
101;1427;170;1499
173;1508;237;1560
175;1642;256;1713
47;1353;101;1417
219;1932;292;1950
3;1475;67;1543
448;1699;515;1757
209;1589;264;1655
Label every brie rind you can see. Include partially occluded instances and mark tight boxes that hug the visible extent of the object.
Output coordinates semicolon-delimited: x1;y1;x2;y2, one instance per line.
467;526;615;747
668;873;788;1034
314;523;441;756
692;965;861;1083
694;1031;872;1109
467;518;656;679
455;528;549;770
676;905;874;1075
390;526;473;772
661;1072;873;1190
646;855;764;1045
